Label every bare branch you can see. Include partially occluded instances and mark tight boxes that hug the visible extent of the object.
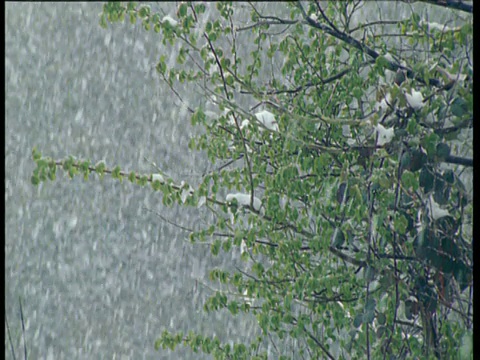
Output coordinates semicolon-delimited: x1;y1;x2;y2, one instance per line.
444;155;473;167
296;1;443;87
403;0;473;13
303;326;336;360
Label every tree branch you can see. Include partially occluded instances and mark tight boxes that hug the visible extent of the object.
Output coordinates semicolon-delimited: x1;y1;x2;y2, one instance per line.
296;1;443;87
405;0;473;14
443;155;473;167
303;326;336;360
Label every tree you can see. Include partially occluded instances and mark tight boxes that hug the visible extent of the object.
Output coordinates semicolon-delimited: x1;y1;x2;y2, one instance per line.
32;1;473;359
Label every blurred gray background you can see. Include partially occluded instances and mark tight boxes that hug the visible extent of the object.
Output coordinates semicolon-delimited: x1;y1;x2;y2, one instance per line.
5;2;472;359
5;3;259;359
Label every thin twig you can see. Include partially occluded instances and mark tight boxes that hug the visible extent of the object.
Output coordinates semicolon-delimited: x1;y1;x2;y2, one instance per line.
303;326;336;360
5;310;17;360
19;297;27;360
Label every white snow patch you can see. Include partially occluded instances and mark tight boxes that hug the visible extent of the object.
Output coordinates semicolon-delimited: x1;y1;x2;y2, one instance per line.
369;280;380;291
181;186;194;204
221;108;236;126
162;15;178;27
436;65;468;83
254;110;279;132
384;53;395;63
240;119;250;129
240;239;248;254
197;196;207;208
420;20;454;32
428;195;450;220
405;89;424;110
242;289;254;306
226;141;252;154
226;193;262;211
206;95;218;110
375;93;392;112
152;173;165;184
375;124;395;146
204;110;218;119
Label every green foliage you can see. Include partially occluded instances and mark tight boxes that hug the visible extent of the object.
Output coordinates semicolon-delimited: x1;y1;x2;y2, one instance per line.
32;2;473;359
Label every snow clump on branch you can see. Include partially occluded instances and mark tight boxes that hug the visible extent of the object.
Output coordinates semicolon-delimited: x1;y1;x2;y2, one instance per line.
254;110;279;132
405;89;424;110
375;124;395;146
226;193;262;211
152;173;165;184
162;15;178;27
428;195;450;220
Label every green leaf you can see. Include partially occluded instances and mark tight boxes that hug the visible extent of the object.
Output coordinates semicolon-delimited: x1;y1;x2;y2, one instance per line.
364;310;375;324
436;143;451;160
377;312;386;326
129;12;137;25
222;239;232;252
331;228;345;248
400;151;411;170
406;117;418;135
211;240;221;256
195;4;206;14
433;176;450;205
126;2;137;11
394;214;408;235
353;314;363;328
413;228;434;261
227;301;239;315
375;55;389;69
156;56;167;75
95;161;106;174
99;14;108;29
112;166;121;179
80;160;90;173
453;260;471;292
365;298;376;311
138;5;150;18
31;175;40;186
450;97;469;118
364;266;375;282
409;148;427;172
422;133;440;158
352;87;363;100
401;170;418;191
178;3;187;17
48;162;57;176
443;169;455;184
376;326;387;339
128;171;136;183
138;175;148;186
419;167;434;193
32;147;42;161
